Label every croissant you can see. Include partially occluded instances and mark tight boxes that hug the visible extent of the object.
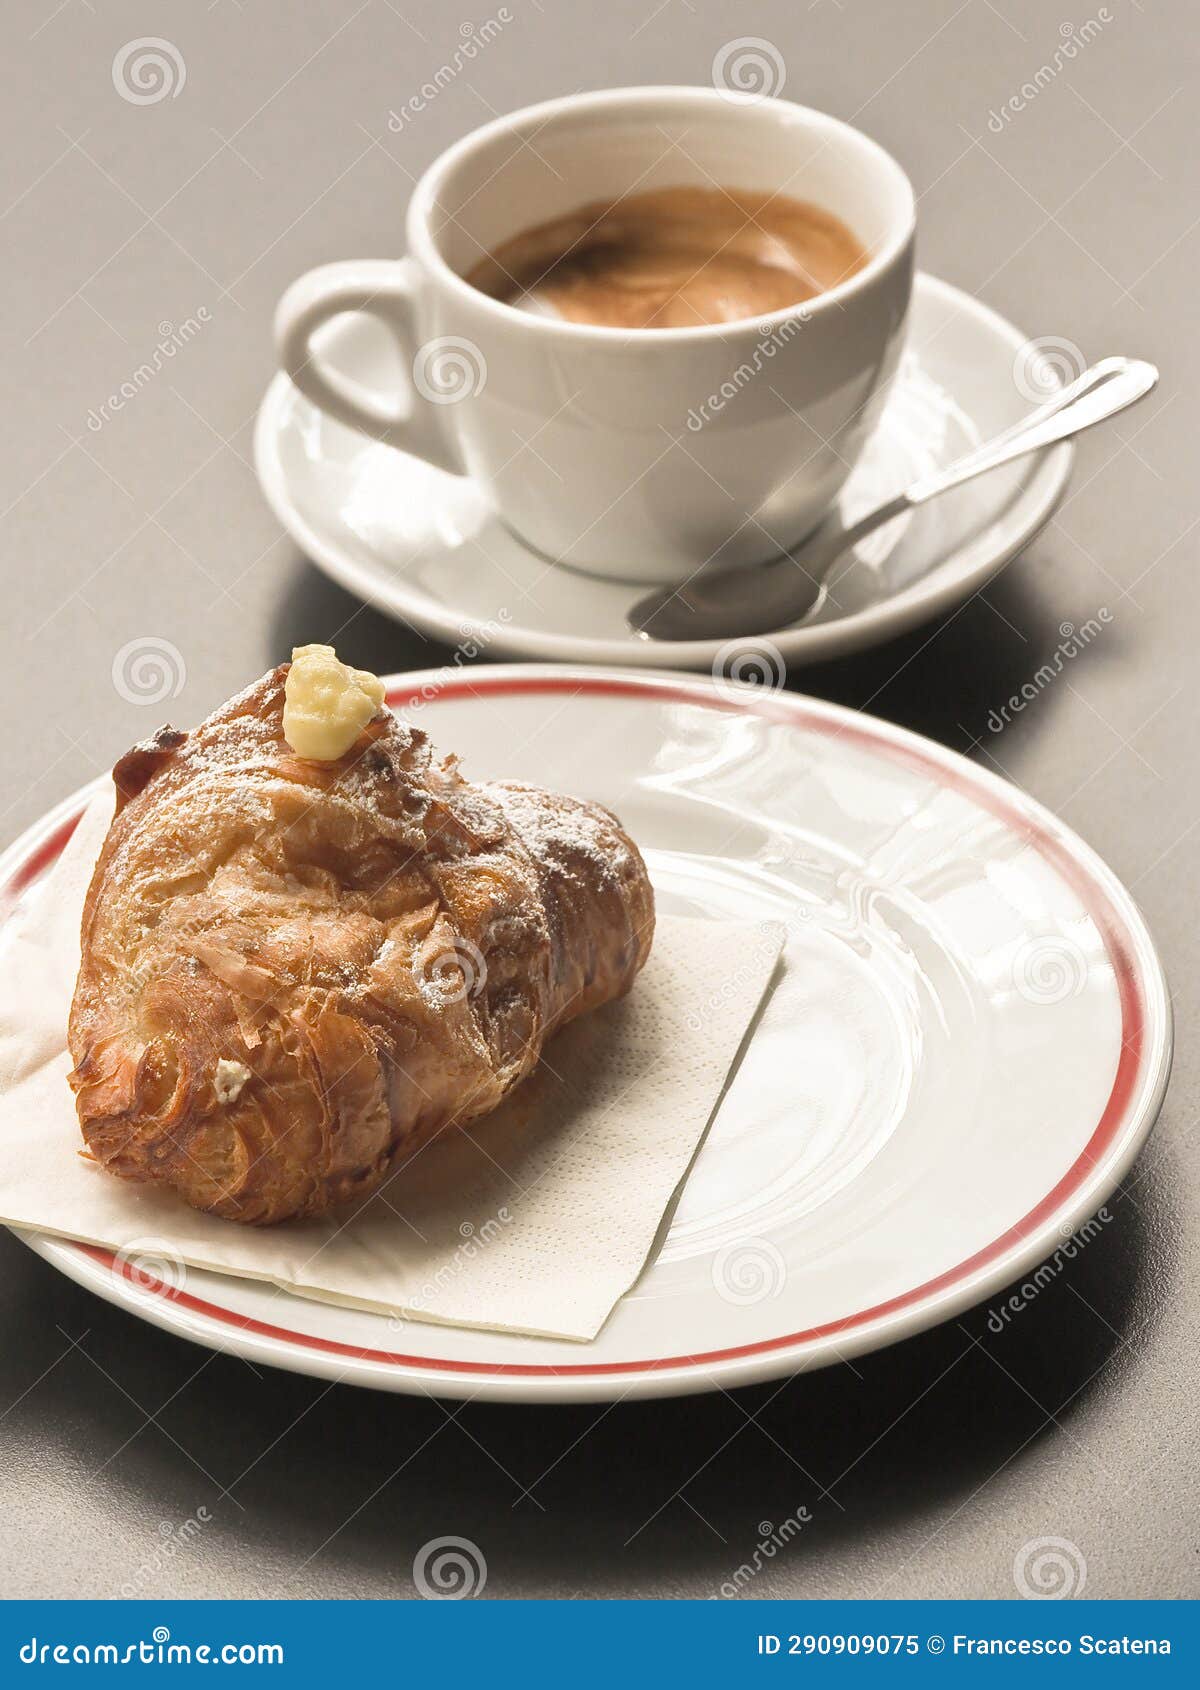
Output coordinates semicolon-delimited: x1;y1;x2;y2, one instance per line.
67;661;654;1224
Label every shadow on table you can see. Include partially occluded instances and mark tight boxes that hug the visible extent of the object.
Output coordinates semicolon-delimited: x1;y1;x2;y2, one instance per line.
270;554;458;680
0;546;1146;1597
782;561;1110;756
0;1157;1167;1600
270;546;1103;773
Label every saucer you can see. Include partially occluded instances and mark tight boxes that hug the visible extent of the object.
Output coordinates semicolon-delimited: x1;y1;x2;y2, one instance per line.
254;275;1073;670
7;669;1169;1401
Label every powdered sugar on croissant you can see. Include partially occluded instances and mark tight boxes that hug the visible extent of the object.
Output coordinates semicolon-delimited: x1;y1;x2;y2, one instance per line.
67;663;654;1223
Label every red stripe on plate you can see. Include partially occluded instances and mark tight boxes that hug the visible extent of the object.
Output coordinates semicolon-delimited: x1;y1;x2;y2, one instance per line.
13;674;1149;1379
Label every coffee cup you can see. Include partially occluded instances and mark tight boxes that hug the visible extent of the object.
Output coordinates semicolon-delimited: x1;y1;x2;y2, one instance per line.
275;85;915;585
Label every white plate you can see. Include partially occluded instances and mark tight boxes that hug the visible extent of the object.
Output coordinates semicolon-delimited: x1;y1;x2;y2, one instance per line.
254;274;1072;670
6;668;1169;1402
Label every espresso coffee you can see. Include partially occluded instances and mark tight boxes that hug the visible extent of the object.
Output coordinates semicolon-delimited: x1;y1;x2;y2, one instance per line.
465;185;868;329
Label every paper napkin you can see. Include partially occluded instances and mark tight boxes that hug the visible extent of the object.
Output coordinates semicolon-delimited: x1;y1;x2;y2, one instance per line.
0;795;782;1341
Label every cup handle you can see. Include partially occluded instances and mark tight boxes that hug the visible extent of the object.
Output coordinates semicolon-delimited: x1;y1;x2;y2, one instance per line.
274;258;465;473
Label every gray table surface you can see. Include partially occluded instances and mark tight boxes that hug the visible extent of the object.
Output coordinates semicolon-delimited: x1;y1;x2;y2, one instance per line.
1;0;1196;1602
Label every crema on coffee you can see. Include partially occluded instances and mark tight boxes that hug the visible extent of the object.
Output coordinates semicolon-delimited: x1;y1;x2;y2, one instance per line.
465;185;868;329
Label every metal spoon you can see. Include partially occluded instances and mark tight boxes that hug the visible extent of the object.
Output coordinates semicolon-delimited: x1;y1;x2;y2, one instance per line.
630;356;1159;643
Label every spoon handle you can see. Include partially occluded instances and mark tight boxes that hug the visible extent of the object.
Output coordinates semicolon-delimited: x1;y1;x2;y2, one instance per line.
905;356;1158;507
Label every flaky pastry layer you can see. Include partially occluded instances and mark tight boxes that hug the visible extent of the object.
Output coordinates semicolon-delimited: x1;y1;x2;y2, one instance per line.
67;666;654;1223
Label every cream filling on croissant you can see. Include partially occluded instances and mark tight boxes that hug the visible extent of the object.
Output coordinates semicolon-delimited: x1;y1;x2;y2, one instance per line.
282;644;385;760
